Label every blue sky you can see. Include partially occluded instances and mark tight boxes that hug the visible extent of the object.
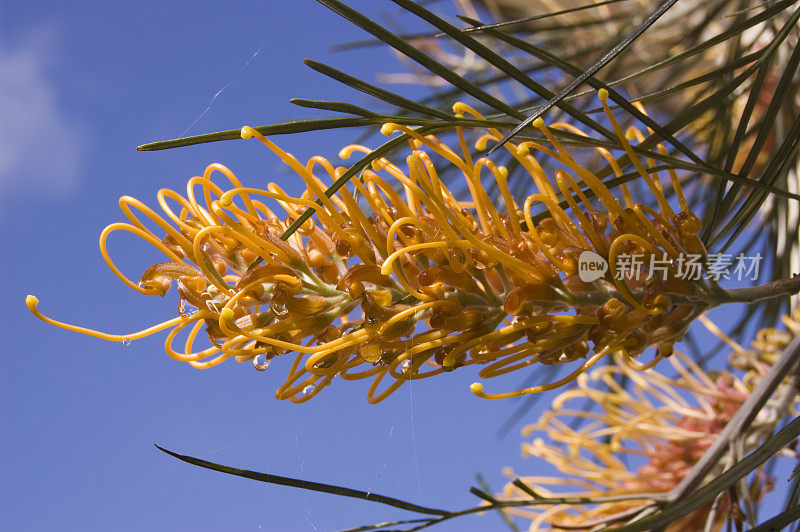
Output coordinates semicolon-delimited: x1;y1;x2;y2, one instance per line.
1;1;795;531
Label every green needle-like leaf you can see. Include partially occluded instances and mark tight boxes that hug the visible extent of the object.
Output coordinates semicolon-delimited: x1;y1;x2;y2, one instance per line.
315;0;527;120
154;444;449;516
490;0;680;153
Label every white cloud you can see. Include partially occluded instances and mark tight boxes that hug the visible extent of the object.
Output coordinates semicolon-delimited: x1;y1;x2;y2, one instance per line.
0;26;85;199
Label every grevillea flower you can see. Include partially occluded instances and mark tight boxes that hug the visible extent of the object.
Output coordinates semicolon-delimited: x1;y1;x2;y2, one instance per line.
29;91;720;403
702;306;800;410
498;341;797;531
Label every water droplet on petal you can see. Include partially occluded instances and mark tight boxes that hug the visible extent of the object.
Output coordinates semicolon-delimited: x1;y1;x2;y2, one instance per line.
253;354;270;371
302;385;314;396
122;339;131;347
400;359;411;373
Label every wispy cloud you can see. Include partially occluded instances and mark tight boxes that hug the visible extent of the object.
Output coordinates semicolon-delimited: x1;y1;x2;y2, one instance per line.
0;25;86;199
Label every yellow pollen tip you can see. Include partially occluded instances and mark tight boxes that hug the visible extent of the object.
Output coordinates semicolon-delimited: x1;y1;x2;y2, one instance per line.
625;129;637;141
25;294;39;310
532;117;545;128
219;307;235;322
517;145;530;157
470;382;483;394
452;102;469;115
380;124;396;136
498;166;508;179
598;88;609;101
240;126;253;139
218;194;233;207
475;137;488;151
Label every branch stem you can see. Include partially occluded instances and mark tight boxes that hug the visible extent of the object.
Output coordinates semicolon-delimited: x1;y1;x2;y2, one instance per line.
719;275;800;304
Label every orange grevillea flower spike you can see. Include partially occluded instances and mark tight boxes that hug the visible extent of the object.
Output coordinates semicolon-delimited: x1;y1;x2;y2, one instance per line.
28;91;733;402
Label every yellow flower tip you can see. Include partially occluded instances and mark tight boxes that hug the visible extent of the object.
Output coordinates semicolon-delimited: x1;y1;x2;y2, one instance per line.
516;144;530;157
470;382;484;394
625;128;637;141
532;117;545;129
475;137;489;151
138;280;168;297
411;139;423;149
569;446;579;459
25;294;39;311
380;123;397;136
498;166;509;179
452;102;469;115
218;193;234;207
379;262;392;277
598;88;609;101
240;126;253;140
219;307;235;323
